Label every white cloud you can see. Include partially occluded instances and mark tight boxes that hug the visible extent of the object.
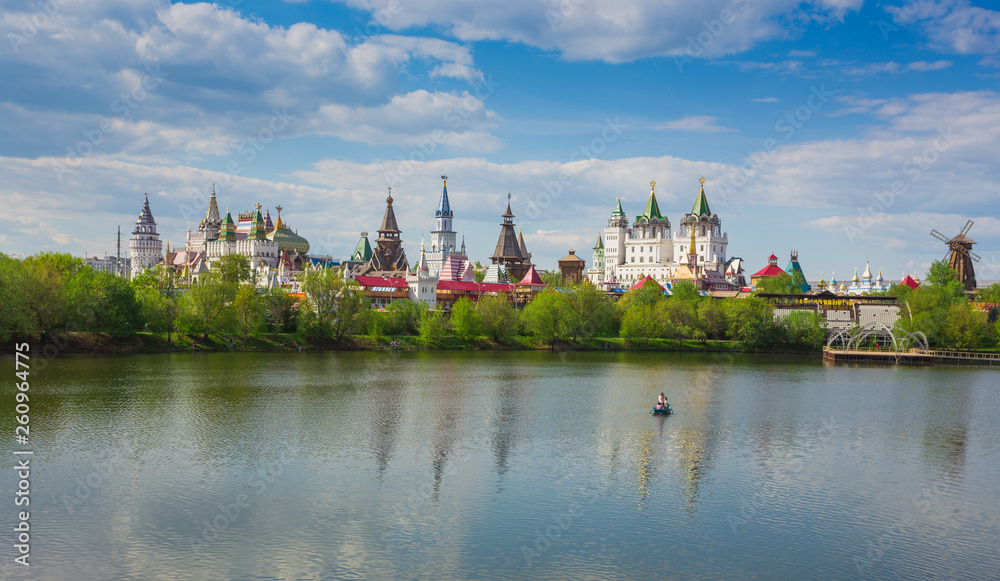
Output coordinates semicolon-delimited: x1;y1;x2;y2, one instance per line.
307;90;502;151
906;60;953;72
0;0;493;158
843;60;953;77
336;0;863;63
653;115;737;133
892;0;1000;54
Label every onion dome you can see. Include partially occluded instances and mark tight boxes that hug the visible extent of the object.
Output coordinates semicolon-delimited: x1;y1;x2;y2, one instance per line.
266;206;310;254
852;268;860;283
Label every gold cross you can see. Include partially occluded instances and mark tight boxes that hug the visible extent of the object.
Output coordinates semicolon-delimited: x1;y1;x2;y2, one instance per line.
700;177;706;186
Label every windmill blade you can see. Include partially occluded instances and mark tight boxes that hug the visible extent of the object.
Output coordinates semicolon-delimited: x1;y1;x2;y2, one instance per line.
960;220;974;238
970;251;981;263
952;244;971;257
930;229;950;243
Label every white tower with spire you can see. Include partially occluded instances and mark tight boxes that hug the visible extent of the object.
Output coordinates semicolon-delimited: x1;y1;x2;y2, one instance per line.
407;234;438;308
129;193;162;277
426;175;459;276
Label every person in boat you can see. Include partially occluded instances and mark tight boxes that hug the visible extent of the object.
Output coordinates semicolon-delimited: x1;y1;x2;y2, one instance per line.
658;392;667;406
655;402;664;410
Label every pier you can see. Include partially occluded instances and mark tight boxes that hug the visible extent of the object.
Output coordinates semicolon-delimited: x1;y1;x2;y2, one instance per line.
823;347;1000;366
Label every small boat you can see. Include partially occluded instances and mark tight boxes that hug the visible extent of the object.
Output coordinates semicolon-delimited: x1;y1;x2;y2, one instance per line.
650;404;672;415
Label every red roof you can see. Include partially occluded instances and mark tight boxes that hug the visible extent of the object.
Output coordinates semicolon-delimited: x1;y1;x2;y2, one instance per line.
752;264;786;277
437;281;515;293
901;274;919;289
768;254;778;260
355;276;409;289
630;275;663;291
517;265;546;286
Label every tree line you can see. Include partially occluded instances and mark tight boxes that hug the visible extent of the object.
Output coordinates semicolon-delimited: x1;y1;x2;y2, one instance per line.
1;253;997;351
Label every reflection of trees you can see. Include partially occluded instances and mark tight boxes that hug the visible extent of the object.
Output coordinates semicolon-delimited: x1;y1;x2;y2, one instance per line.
921;383;971;484
667;369;725;511
489;371;526;487
430;360;465;499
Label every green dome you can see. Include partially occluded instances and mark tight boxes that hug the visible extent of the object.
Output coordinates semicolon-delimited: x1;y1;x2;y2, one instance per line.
267;225;310;254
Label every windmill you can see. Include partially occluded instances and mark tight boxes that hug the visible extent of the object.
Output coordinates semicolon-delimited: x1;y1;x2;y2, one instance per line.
930;220;980;291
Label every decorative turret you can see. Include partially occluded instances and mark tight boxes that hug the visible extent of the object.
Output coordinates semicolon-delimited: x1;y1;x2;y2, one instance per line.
691;178;712;216
490;193;530;281
248;203;267;240
359;189;408;275
219;208;236;242
129;193;163;278
609;197;629;228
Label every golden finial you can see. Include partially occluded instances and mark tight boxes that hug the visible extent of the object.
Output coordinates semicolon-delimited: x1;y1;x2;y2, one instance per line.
650;180;656;190
699;177;706;186
275;204;283;215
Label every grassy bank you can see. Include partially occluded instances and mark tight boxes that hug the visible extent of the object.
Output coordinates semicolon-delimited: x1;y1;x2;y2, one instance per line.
3;332;771;356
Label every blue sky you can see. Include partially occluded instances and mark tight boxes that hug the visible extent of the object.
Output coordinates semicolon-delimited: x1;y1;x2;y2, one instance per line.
2;0;999;283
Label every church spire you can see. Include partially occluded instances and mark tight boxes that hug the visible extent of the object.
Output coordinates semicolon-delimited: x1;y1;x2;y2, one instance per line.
640;181;664;221
691;177;712;216
436;175;452;217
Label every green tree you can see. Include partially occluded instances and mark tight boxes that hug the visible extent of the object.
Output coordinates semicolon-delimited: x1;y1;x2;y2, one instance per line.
566;283;614;340
181;273;235;341
299;268;370;341
620;303;665;345
216;254;255;286
975;283;1000;304
418;309;449;347
698;299;729;340
137;287;178;342
723;297;776;350
0;255;36;339
781;310;826;351
659;298;701;345
450;298;481;341
232;284;265;340
895;260;970;347
522;290;578;348
941;302;988;349
386;299;426;335
263;288;297;333
540;271;564;287
754;273;804;295
477;294;517;343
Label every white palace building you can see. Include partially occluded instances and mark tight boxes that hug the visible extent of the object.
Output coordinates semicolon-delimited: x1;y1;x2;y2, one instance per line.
586;179;745;291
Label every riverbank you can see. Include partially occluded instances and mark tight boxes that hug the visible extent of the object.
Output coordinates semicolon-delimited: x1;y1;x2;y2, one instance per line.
2;331;769;356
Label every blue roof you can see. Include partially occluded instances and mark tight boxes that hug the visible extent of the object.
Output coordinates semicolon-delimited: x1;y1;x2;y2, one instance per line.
436;182;452;217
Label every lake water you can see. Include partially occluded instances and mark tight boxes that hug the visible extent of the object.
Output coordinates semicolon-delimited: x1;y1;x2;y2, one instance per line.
5;351;999;580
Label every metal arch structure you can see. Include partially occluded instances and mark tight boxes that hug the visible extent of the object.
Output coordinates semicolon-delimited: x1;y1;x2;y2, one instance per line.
898;331;929;353
846;322;898;352
826;329;851;349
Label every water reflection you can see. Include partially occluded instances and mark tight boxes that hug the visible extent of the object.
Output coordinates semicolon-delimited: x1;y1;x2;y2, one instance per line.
3;352;998;581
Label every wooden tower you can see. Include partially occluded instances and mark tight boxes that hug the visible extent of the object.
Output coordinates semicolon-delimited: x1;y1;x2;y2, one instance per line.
931;220;981;291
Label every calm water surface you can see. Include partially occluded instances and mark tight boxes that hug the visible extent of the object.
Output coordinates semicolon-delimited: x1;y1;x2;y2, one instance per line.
5;351;999;580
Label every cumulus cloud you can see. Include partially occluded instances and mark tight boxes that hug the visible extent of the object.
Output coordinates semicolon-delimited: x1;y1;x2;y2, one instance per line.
0;0;493;158
888;0;1000;54
336;0;863;63
307;90;503;151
